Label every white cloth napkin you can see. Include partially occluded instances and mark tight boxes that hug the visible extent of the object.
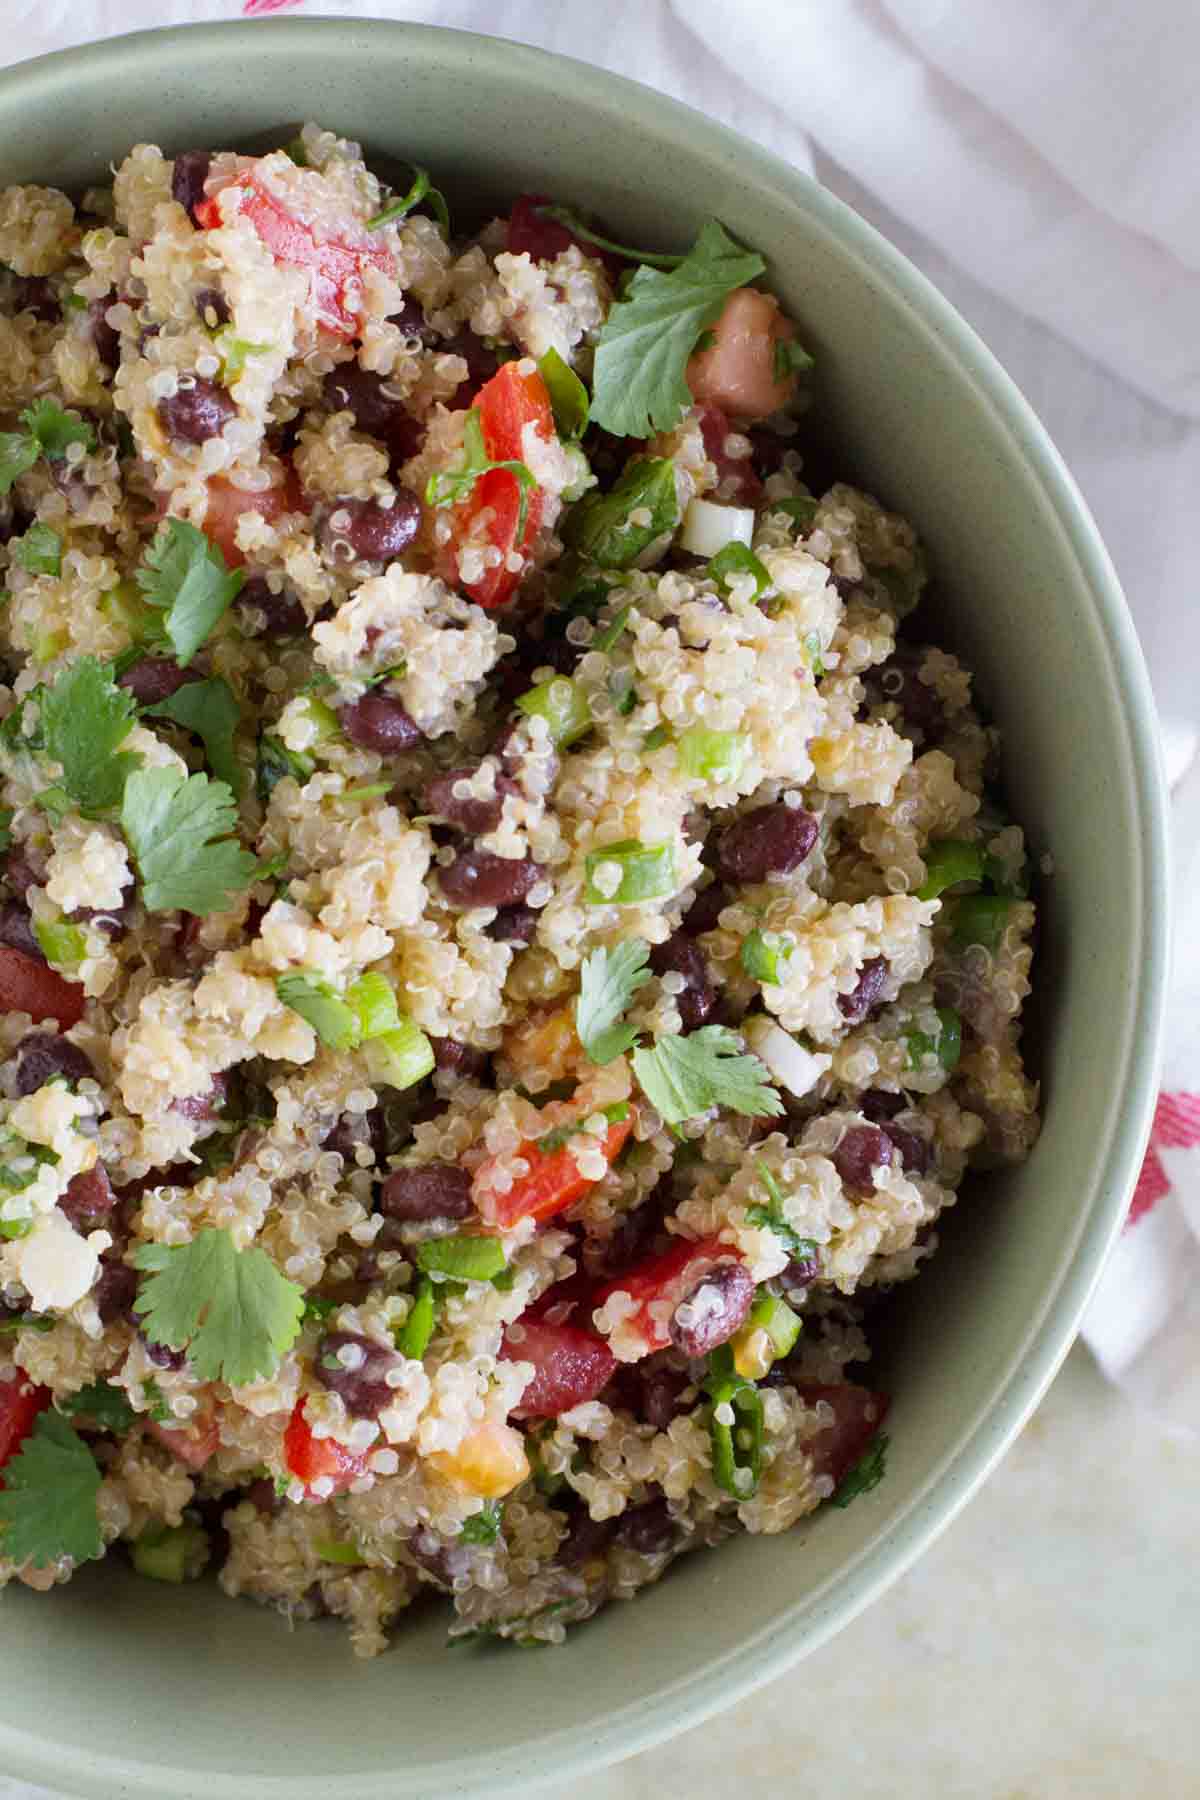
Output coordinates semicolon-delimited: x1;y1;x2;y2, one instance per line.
4;0;1198;1434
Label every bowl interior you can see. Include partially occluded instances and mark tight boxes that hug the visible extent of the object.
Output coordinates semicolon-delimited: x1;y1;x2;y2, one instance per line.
0;22;1167;1800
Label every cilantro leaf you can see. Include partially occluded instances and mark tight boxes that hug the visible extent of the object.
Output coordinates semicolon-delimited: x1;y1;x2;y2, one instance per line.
366;162;450;234
632;1025;782;1124
708;541;771;599
57;1380;135;1434
830;1433;890;1509
0;1410;102;1568
425;410;536;540
564;457;679;570
136;518;244;666
146;676;243;797
121;765;260;914
20;399;97;461
39;656;141;815
0;432;39;496
131;1227;305;1386
590;220;766;437
538;347;589;441
12;523;62;576
575;940;651;1064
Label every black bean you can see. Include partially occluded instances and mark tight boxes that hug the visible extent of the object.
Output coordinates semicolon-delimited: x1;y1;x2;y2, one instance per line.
3;848;43;898
717;803;818;884
319;493;421;564
682;881;730;936
429;1036;489;1080
832;1124;894;1194
438;851;541;909
323;1110;384;1166
387;298;439;345
244;1477;282;1516
0;901;44;963
15;1032;94;1096
422;766;517;836
668;1261;755;1359
485;904;537;945
649;932;716;1030
616;1495;677;1556
876;648;945;743
171;150;212;222
93;1257;137;1324
781;1249;822;1291
314;1329;401;1419
140;1329;187;1371
379;1162;473;1224
638;1366;689;1431
194;285;230;327
558;1507;616;1568
338;692;423;754
117;656;193;705
322;364;416;454
87;297;120;372
58;1165;116;1231
881;1122;930;1176
157;377;237;445
838;956;888;1025
859;1088;905;1122
236;574;307;638
172;1073;228;1123
407;1525;474;1589
12;277;60;325
442;329;499;409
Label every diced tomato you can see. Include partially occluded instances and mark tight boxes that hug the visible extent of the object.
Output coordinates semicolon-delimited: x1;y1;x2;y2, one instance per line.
502;1316;617;1419
194;169;392;339
147;1412;220;1472
0;945;85;1028
200;467;304;567
476;1115;632;1232
437;361;556;610
793;1383;890;1488
0;1376;50;1476
507;194;625;281
686;288;799;421
697;404;763;504
283;1397;369;1497
593;1233;741;1357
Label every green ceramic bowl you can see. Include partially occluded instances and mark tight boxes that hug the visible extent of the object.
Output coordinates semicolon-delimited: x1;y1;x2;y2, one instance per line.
0;21;1168;1799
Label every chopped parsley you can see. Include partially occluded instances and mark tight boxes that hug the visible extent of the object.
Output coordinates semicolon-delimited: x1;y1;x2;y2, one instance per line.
132;1226;305;1386
631;1025;782;1125
135;518;245;666
0;399;95;495
38;656;141;816
564;457;679;570
575;940;651;1064
537;347;589;441
590;219;766;437
0;1410;103;1568
11;523;62;577
708;541;771;600
459;1500;503;1545
425;409;536;540
57;1380;135;1434
145;675;243;797
121;765;261;914
745;1161;820;1263
830;1433;890;1508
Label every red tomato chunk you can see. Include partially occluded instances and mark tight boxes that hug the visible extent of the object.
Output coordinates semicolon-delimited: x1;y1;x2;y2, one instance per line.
477;1115;632;1232
502;1316;617;1419
793;1383;890;1488
0;945;85;1028
437;362;557;610
283;1397;369;1496
0;1376;50;1475
594;1233;743;1357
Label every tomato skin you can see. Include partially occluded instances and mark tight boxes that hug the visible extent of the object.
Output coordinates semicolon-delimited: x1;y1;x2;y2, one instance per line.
593;1233;740;1356
0;945;84;1028
686;288;798;421
194;170;391;338
438;362;556;610
502;1316;617;1419
283;1397;369;1496
507;194;625;281
477;1117;632;1232
792;1383;890;1488
696;405;763;503
0;1376;50;1476
146;1413;220;1472
200;469;303;568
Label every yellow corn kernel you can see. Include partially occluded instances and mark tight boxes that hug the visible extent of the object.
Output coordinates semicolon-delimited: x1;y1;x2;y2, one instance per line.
429;1420;530;1499
503;1004;579;1087
730;1325;773;1382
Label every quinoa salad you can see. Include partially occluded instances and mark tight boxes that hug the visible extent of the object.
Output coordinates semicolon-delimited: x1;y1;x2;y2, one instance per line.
0;126;1040;1654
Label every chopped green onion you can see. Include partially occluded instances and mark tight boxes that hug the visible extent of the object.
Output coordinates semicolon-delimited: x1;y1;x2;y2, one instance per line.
344;971;400;1041
130;1519;209;1584
740;929;790;985
415;1234;507;1284
515;676;593;747
275;971;360;1051
584;838;676;906
366;163;450;234
314;1537;364;1566
213;330;272;379
394;1276;436;1361
592;605;631;653
608;669;637;716
916;839;985;902
0;1219;32;1240
293;694;341;747
704;1369;764;1499
951;894;1012;951
747;1293;802;1359
707;541;771;599
642;725;670;752
770;495;819;531
676;726;747;786
538;347;589;441
362;1018;436;1091
33;918;86;973
803;630;826;677
905;1006;961;1073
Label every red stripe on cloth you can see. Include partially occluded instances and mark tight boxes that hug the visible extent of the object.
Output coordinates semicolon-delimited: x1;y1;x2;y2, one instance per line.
1127;1147;1171;1227
1153;1090;1200;1148
243;0;304;15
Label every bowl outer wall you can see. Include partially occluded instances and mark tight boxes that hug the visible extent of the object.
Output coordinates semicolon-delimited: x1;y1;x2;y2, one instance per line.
0;20;1169;1800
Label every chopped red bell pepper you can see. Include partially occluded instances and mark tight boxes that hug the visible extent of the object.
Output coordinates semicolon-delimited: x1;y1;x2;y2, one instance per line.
507;194;626;281
792;1383;891;1488
0;945;85;1028
697;405;763;504
283;1396;369;1497
194;168;392;339
0;1375;50;1476
200;468;304;568
437;361;556;610
502;1315;617;1419
593;1233;742;1357
476;1115;632;1232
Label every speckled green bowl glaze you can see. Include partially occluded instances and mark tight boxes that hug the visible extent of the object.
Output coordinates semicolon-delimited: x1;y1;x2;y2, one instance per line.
0;20;1168;1799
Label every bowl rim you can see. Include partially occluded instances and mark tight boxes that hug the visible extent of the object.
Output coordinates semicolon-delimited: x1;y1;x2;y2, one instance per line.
0;17;1171;1799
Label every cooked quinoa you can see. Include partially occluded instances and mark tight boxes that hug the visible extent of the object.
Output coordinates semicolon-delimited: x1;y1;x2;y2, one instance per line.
0;127;1039;1654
